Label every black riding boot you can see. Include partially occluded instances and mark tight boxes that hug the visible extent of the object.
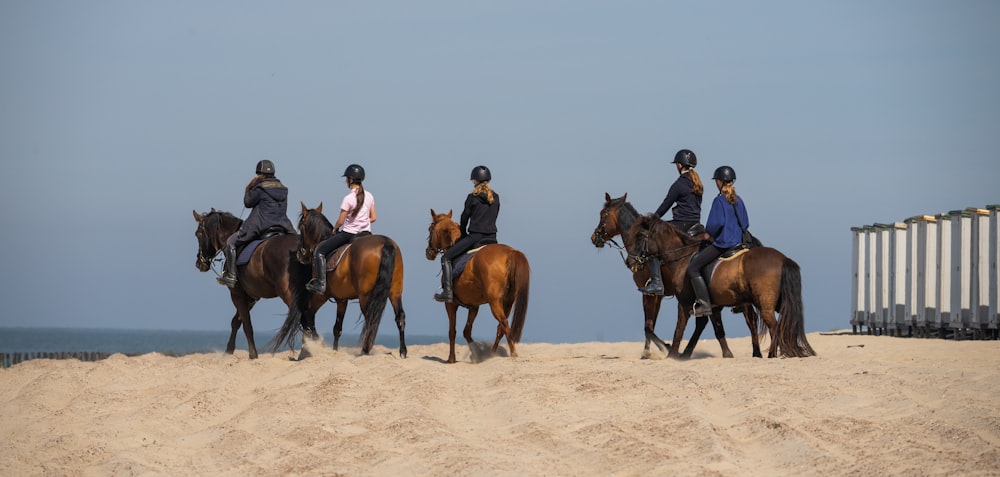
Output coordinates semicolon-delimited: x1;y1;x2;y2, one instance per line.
637;258;665;295
434;258;454;303
691;275;713;317
305;253;327;294
218;245;238;288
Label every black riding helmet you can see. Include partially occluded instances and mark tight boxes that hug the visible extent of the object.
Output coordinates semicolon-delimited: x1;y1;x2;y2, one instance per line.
471;165;491;182
343;164;365;181
713;165;736;183
256;160;275;175
672;149;697;168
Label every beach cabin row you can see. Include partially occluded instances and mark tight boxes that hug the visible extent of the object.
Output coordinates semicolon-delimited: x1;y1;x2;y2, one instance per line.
850;205;1000;339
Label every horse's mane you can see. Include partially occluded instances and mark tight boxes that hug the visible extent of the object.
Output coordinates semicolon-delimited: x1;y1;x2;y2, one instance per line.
299;209;334;243
632;213;699;252
207;210;242;230
607;196;641;234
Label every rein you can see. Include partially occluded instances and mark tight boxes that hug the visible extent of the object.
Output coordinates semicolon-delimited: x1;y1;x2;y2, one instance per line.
629;229;702;272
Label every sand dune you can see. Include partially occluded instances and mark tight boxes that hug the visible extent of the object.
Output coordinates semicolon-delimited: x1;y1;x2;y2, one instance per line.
2;332;998;476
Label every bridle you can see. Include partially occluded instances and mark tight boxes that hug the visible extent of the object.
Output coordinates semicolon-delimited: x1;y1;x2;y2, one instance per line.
593;207;632;266
628;226;702;273
425;219;452;259
196;213;225;272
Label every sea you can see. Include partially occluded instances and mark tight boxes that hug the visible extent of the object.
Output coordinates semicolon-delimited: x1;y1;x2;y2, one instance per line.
0;327;447;366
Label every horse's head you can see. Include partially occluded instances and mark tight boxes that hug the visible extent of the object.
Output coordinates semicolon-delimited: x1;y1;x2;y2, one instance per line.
297;202;334;264
592;192;629;248
426;208;461;260
193;208;240;272
624;214;691;272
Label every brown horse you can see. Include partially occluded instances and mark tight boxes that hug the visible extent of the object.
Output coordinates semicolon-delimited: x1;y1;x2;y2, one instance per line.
426;209;530;363
269;203;407;358
627;213;816;358
193;209;309;359
592;193;759;359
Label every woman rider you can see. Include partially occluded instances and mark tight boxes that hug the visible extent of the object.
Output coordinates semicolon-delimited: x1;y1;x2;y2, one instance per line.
638;148;704;295
433;165;499;303
218;160;296;288
687;165;748;317
305;163;376;294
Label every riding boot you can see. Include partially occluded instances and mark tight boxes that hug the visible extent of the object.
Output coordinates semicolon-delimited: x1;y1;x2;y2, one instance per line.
305;253;327;294
218;245;238;288
691;275;713;317
637;258;665;295
434;258;454;303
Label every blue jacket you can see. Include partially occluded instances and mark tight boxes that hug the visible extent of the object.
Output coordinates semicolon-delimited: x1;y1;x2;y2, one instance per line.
704;193;748;249
653;173;701;223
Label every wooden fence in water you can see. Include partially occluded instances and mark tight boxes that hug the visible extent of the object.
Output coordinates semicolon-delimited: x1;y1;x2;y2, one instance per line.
850;205;999;339
2;351;114;369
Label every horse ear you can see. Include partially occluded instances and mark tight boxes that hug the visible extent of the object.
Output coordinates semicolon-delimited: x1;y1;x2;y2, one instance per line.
447;209;453;218
430;208;437;218
210;207;216;213
301;202;307;215
622;192;627;201
193;210;202;222
605;192;611;202
317;202;323;213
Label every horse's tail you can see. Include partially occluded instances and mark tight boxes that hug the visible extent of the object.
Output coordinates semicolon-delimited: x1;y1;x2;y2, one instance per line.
360;237;395;352
507;250;531;343
776;258;816;357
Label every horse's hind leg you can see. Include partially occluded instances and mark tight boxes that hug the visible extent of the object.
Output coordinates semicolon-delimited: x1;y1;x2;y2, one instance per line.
226;312;240;355
487;300;516;357
391;295;407;359
680;315;709;358
332;299;348;351
742;306;763;358
760;307;780;358
708;310;734;358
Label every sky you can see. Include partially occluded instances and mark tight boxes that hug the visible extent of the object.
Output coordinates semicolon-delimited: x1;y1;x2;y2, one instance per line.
1;1;998;346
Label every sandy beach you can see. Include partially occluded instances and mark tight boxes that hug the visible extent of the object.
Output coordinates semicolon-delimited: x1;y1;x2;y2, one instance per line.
2;332;999;476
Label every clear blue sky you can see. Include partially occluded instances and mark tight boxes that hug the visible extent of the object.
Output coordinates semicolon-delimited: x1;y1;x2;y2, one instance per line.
1;1;997;344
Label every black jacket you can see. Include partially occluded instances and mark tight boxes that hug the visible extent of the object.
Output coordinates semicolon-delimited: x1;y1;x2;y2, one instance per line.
236;177;296;242
654;173;702;223
460;191;500;236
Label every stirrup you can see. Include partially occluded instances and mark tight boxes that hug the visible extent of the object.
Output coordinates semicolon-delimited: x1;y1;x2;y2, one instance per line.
693;300;713;317
305;279;325;294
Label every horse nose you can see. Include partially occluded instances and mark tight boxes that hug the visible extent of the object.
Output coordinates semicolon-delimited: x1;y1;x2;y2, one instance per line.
590;232;603;247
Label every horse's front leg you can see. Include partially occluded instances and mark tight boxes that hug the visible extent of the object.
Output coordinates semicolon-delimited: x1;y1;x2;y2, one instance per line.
642;294;669;358
446;302;462;363
669;302;692;359
226;312;240;355
230;291;258;359
332;299;348;351
680;315;708;358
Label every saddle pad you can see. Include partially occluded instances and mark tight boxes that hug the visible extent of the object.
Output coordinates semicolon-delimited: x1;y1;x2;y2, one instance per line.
702;247;750;284
237;240;264;266
323;244;353;271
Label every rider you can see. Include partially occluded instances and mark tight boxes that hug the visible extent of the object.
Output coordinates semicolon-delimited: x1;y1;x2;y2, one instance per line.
687;165;748;317
638;148;704;295
433;165;500;303
219;160;296;288
305;164;376;294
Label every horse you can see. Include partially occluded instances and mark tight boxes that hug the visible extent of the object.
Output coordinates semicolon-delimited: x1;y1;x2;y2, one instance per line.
627;213;816;358
269;203;407;359
591;193;760;359
192;209;309;359
426;209;530;363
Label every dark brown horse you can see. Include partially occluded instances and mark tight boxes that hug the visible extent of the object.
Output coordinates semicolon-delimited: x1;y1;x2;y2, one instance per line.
193;209;309;359
592;193;758;359
269;203;407;358
426;209;530;363
627;213;816;358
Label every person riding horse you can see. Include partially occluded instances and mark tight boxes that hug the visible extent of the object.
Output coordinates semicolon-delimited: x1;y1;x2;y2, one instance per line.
218;160;296;288
687;165;748;317
638;148;706;295
305;163;377;294
433;165;500;303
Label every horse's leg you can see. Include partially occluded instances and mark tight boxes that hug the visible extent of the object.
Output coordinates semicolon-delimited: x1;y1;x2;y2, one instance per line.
485;299;516;357
332;299;348;351
760;307;780;358
668;303;692;359
463;305;480;346
229;291;259;359
679;315;708;358
391;294;407;359
226;312;240;355
446;302;461;364
743;306;763;358
708;309;734;358
642;295;670;358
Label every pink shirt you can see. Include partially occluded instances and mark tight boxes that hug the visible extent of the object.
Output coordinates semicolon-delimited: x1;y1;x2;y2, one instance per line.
340;189;374;234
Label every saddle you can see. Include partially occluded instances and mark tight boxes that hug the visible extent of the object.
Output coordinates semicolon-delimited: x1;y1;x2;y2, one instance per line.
450;242;494;280
320;231;373;272
235;226;293;266
700;245;750;284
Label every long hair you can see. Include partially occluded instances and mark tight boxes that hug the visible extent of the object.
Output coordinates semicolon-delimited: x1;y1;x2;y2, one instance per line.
687;169;704;196
472;181;495;204
721;182;738;204
348;180;366;218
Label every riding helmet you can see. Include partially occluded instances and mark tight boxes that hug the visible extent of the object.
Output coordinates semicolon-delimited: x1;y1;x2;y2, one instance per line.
256;159;276;175
342;164;365;181
470;165;491;182
713;165;736;183
672;149;697;168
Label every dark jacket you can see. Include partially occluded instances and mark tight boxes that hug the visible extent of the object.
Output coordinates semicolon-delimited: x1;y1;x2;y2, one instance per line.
236;177;296;243
460;191;500;236
654;173;701;223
